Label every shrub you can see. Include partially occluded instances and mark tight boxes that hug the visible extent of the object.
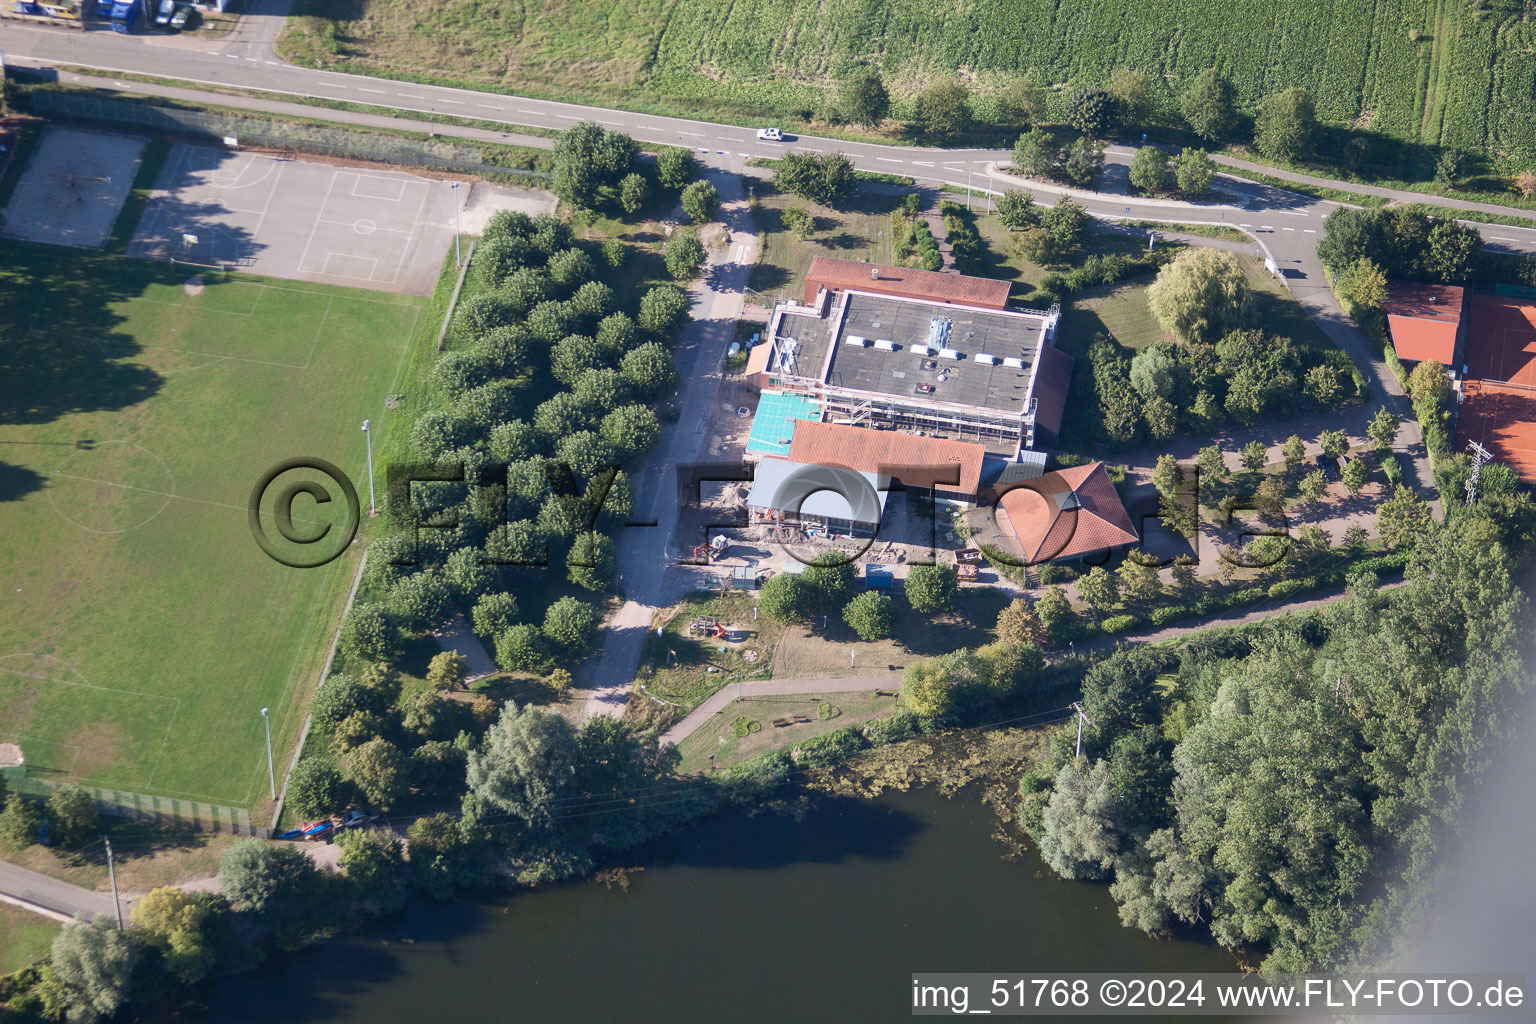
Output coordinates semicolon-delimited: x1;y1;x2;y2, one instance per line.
904;564;958;613
543;596;600;650
1100;614;1138;634
842;590;895;640
681;179;721;223
288;758;349;819
1148;605;1188;626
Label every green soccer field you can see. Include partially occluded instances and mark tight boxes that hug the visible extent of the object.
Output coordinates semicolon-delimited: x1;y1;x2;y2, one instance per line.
0;240;429;810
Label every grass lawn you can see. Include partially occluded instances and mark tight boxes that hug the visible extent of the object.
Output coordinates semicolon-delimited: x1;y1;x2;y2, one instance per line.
971;214;1151;298
0;240;430;812
633;592;779;711
0;902;59;974
748;185;901;301
674;690;897;772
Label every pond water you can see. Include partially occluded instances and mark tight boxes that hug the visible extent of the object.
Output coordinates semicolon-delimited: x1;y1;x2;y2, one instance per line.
203;786;1241;1023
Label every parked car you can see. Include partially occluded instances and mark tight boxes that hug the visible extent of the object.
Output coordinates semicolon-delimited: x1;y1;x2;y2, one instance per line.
153;0;173;25
168;2;191;28
755;127;783;142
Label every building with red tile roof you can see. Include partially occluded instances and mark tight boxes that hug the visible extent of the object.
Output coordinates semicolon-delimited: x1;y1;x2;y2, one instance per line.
1383;281;1464;365
804;256;1012;310
992;462;1138;563
787;420;987;503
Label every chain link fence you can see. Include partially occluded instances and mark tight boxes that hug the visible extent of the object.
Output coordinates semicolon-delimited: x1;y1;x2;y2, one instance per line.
26;89;551;183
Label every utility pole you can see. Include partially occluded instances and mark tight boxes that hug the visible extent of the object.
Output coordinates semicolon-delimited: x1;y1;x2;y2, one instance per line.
361;419;377;515
967;166;973;210
450;181;463;267
1070;701;1093;761
104;838;123;930
260;707;276;801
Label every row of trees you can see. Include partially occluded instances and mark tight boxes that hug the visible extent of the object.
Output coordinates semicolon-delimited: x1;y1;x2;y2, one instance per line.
758;559;961;631
1318;205;1484;284
0;779;99;853
1019;507;1532;972
337;200;689;677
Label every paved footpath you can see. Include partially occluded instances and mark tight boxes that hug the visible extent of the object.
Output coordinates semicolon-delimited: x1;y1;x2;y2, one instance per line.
0;860;120;923
661;674;901;746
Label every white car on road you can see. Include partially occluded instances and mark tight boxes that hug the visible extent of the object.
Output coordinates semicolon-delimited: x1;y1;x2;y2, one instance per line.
756;127;783;142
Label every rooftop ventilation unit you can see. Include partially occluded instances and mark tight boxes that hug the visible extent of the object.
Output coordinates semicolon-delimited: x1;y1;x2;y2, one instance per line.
874;339;898;351
1002;356;1025;368
938;348;961;360
844;335;868;347
974;353;997;365
909;344;934;355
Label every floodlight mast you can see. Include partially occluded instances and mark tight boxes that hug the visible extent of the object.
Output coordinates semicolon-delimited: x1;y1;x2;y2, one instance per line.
361;419;377;514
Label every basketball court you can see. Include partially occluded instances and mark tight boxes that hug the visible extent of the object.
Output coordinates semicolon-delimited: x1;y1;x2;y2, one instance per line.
1456;294;1536;481
128;144;458;295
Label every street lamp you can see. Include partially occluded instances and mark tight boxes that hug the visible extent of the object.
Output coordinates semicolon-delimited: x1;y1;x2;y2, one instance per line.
449;181;463;267
361;419;377;515
260;707;276;802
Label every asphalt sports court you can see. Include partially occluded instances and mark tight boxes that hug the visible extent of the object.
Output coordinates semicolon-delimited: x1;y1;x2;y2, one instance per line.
1456;295;1536;482
128;144;457;295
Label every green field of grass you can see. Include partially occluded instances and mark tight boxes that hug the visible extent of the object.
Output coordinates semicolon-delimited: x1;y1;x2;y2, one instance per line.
0;240;428;811
278;0;1536;162
0;902;59;975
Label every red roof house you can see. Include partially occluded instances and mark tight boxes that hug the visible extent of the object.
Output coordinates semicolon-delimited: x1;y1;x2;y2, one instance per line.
802;256;1012;310
992;462;1137;563
1382;281;1464;365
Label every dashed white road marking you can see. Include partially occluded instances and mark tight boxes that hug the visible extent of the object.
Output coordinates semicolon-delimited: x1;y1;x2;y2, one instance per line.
1303;228;1317;234
1282;226;1296;231
913;161;933;167
359;88;387;94
478;104;501;109
678;131;705;137
439;99;465;105
1491;236;1520;242
875;157;902;163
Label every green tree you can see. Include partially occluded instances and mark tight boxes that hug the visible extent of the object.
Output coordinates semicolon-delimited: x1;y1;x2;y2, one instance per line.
759;573;810;623
552;122;638;209
1152;454;1184;499
902;661;955;719
1342;457;1371;495
904;563;959;613
337;827;410;913
567;532;617;591
1423;221;1479;282
802;554;857;609
680;179;720;223
467;703;579;831
1128;146;1172;194
330;711;382;756
843;590;895;640
131;887;222;984
1281;435;1306;472
996;597;1049;646
1407;359;1452;412
406;813;477;899
51;915;137;1024
218;839;318;915
600;404;660;461
1174;147;1217;194
1319;428;1351;459
289;758;348;819
402;690;460;744
996;77;1047;127
1117;553;1161;603
1061;137;1105;187
1038;761;1126;879
1180;67;1238;142
655;146;697;189
635;284;691;336
1107;69;1154;127
1012;127;1060;178
664;232;706;280
773;151;857;205
543;596;600;650
1367;406;1400;452
1042;196;1090;251
1337;257;1389;312
1034;587;1074;640
1299;469;1328;504
1240;440;1268;473
1254;87;1317;162
348;738;410;810
340;603;401;664
472;592;519;638
838;66;889;125
494;623;546;671
1195;444;1226;481
1434;148;1465;187
995;190;1037;229
1304;364;1343;408
914;80;971;135
1377;485;1433;548
0;792;40;849
1077;565;1120;613
1147;248;1253;343
595;311;638;356
1066;88;1116;136
779;205;815;238
601;237;628;267
46;784;99;848
621;342;679;398
547;247;594;291
618;172;648;215
426;652;469;695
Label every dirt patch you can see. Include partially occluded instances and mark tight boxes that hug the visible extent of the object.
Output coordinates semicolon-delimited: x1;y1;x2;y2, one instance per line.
183;275;205;296
66;722;127;780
